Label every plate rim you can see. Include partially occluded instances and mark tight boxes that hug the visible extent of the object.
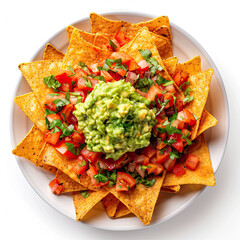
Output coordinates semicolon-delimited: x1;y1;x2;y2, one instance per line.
10;10;230;231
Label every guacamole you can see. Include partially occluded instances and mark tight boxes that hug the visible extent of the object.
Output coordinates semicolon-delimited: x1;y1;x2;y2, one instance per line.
73;80;156;160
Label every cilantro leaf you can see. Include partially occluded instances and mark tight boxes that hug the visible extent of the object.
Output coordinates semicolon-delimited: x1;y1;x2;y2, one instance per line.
43;75;61;92
80;190;89;198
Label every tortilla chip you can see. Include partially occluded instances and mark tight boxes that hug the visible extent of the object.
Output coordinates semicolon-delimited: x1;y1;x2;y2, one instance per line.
55;170;87;193
66;25;109;48
176;56;201;74
186;69;214;140
62;28;110;69
12;125;46;165
106;172;166;225
161;185;181;193
40;144;99;190
163;56;178;77
197;109;218;136
101;193;120;218
19;60;63;107
163;133;215;187
153;26;172;44
73;188;109;221
90;13;172;59
14;92;46;132
43;43;65;61
114;202;131;218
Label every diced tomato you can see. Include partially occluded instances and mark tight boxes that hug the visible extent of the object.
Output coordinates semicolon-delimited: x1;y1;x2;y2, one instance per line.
156;146;172;163
55;70;73;84
106;38;120;52
45;102;57;111
114;30;130;47
182;129;191;138
67;113;78;125
165;84;176;93
74;68;88;80
138;60;149;72
171;120;185;130
101;70;114;82
177;109;196;126
80;146;101;164
127;59;139;71
59;104;74;122
72;156;89;175
185;154;199;170
86;165;98;185
141;145;156;158
146;163;164;175
111;67;127;77
163;92;174;108
169;133;184;153
173;71;189;87
55;140;76;158
145;85;161;101
45;93;66;104
110;52;132;64
88;63;100;75
46;114;61;123
49;178;64;195
175;99;183;112
164;157;176;171
43;128;61;145
173;164;186;176
71;131;84;144
77;77;92;91
116;172;136;191
59;83;72;92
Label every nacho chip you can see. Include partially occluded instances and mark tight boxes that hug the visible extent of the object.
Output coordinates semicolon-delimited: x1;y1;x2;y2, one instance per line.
161;185;181;193
73;188;109;221
19;60;63;107
186;69;214;140
62;28;110;69
43;43;65;61
101;193;120;218
163;133;215;186
176;55;201;74
12;125;46;165
40;144;99;190
197;109;218;136
106;172;166;225
114;201;131;218
153;26;172;44
163;56;179;77
90;13;172;59
14;92;46;132
66;25;109;48
55;170;87;193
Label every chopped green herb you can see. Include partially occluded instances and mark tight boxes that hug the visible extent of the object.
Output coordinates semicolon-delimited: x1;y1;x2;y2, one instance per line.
109;39;118;51
80;190;89;198
183;95;194;103
43;75;61;92
67;65;75;75
52;98;70;111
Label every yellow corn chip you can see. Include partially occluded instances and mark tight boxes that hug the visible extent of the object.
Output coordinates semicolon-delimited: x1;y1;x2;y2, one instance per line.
55;170;87;193
73;188;109;221
197;109;218;136
40;144;99;191
186;69;214;140
114;202;131;218
176;55;201;74
161;185;181;193
12;125;46;165
101;193;120;218
62;28;110;69
153;26;172;44
19;60;63;107
14;92;46;132
163;133;215;187
106;172;166;225
43;43;65;61
90;13;172;59
163;56;179;77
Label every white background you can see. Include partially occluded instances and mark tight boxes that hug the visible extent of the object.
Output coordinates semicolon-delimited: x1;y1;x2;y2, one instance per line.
1;0;239;239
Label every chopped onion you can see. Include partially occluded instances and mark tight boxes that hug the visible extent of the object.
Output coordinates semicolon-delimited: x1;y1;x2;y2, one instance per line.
125;71;137;85
144;71;151;79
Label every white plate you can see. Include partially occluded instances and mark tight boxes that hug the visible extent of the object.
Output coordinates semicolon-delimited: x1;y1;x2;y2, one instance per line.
11;12;229;231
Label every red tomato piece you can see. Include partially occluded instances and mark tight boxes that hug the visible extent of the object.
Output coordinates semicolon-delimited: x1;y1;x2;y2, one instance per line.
141;145;156;158
127;59;139;71
138;60;149;71
49;178;64;195
156;146;172;163
185;154;199;170
55;140;76;159
55;70;73;84
45;93;66;104
163;92;174;108
175;99;183;112
86;165;98;185
173;71;189;87
60;104;74;122
80;146;101;164
146;163;164;175
111;67;127;77
101;70;114;82
43;128;61;145
116;172;136;192
173;164;186;176
145;85;161;101
169;133;184;153
77;77;92;91
88;63;100;75
177;109;196;126
164;157;176;171
46;114;61;123
110;52;132;64
71;156;89;175
114;30;130;47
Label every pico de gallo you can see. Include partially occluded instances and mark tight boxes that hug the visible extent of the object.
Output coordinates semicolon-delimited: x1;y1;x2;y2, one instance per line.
43;45;200;194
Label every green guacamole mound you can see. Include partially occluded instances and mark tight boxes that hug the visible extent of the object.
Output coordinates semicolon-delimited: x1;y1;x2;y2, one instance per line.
73;80;157;160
